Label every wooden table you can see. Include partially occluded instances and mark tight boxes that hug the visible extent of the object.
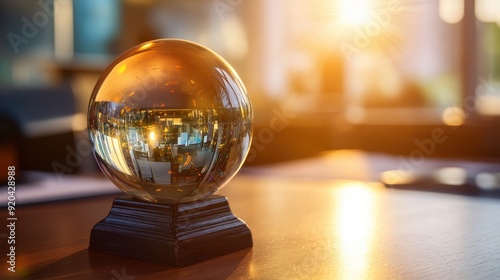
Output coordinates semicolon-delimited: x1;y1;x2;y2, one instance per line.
3;153;500;279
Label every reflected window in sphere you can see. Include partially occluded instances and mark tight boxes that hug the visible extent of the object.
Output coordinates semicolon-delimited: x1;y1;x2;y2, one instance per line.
88;39;253;203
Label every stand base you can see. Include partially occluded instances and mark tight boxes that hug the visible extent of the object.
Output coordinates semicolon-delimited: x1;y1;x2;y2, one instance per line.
89;195;252;267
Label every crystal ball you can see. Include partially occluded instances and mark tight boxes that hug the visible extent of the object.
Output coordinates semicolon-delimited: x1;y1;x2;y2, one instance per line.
88;39;253;203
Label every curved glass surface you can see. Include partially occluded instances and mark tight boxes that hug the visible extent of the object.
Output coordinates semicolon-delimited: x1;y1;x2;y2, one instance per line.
88;39;253;203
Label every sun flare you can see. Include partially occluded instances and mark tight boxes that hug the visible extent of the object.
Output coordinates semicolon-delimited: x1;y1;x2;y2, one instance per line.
339;0;371;26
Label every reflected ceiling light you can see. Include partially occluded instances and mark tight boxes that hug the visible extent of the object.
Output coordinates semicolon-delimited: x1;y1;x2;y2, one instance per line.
439;0;464;24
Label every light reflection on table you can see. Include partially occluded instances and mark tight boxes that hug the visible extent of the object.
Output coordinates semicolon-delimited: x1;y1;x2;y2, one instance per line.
5;153;500;279
334;182;378;280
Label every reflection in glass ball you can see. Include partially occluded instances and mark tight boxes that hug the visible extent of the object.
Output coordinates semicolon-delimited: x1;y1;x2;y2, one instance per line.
88;39;253;203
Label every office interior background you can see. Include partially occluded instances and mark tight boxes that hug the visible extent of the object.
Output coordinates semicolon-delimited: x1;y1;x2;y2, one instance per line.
0;0;500;182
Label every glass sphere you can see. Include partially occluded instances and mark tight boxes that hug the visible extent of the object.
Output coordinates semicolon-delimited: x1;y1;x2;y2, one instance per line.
88;39;253;203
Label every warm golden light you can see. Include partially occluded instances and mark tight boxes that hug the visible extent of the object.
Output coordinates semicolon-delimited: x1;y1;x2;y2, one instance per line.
442;107;465;126
381;170;416;185
307;0;405;60
139;42;153;51
72;113;87;131
475;0;500;23
476;94;500;116
118;64;127;74
439;0;464;24
434;167;467;186
339;0;371;26
54;0;74;60
149;131;156;141
334;182;377;279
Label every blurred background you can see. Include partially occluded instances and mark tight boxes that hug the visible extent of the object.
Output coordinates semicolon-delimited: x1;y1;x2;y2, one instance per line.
1;0;500;189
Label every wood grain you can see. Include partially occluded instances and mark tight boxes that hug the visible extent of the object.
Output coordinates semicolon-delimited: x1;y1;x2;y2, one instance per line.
3;159;500;279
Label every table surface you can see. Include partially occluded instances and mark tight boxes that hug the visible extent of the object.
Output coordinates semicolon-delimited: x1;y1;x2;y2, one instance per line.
3;151;500;279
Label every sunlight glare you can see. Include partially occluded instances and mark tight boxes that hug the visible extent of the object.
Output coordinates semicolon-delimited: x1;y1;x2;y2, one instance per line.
334;182;377;279
339;0;371;26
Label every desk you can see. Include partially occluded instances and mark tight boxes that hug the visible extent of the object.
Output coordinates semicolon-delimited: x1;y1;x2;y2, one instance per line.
2;152;500;279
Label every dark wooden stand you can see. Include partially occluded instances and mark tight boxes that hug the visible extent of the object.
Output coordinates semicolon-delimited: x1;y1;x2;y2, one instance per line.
89;195;252;267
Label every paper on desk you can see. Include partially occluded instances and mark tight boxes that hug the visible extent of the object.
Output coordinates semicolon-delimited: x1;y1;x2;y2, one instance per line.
1;171;120;205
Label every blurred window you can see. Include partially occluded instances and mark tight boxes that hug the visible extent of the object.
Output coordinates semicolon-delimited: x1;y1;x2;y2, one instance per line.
475;0;500;117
